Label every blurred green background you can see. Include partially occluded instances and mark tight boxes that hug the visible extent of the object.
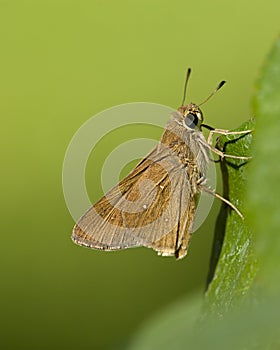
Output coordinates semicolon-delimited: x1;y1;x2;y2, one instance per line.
1;1;279;349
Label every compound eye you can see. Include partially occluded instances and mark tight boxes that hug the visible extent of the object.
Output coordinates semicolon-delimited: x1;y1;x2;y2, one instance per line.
184;113;198;129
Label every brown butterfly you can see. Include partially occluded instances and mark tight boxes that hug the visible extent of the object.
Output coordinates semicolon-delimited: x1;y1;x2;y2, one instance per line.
72;69;250;259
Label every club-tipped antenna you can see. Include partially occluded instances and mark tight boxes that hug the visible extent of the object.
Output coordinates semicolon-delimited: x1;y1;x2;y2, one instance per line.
198;80;226;106
181;68;191;107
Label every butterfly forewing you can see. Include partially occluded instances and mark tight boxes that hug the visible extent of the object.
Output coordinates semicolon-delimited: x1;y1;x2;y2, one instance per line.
72;112;209;259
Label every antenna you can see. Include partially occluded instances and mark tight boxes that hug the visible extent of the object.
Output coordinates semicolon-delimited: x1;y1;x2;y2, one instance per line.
198;80;226;106
181;68;191;107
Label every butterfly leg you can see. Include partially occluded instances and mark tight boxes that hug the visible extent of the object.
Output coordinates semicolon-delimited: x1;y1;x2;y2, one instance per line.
197;174;207;185
201;186;244;219
206;143;252;161
207;129;252;145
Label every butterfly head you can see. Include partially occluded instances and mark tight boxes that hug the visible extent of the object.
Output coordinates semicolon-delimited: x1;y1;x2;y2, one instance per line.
178;103;203;130
178;68;225;131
